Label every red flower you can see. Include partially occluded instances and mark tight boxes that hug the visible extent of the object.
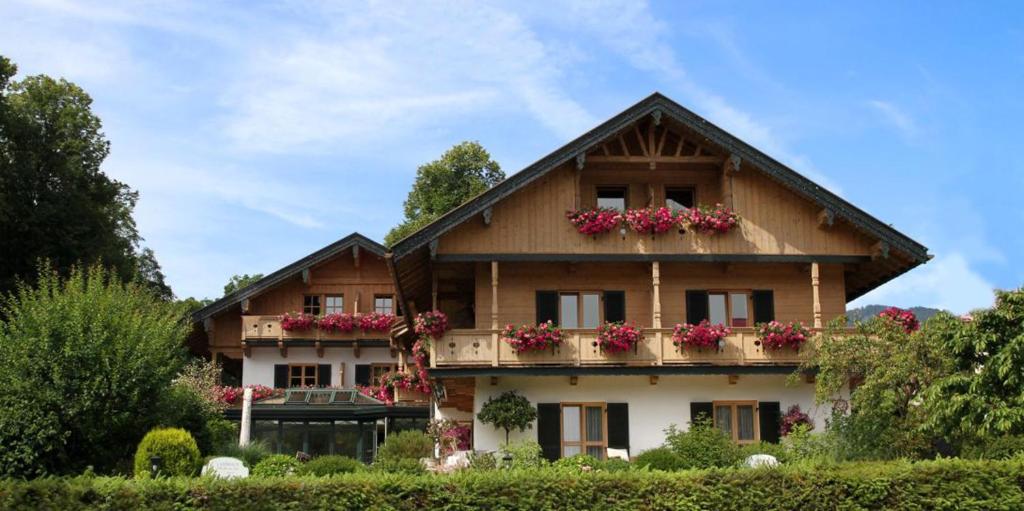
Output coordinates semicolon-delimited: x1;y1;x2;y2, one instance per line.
878;307;919;333
623;207;686;235
780;405;814;436
597;322;644;353
414;311;449;338
501;320;564;353
756;320;811;350
672;320;731;349
680;203;739;235
281;312;315;331
357;311;396;333
317;312;357;333
566;208;623;235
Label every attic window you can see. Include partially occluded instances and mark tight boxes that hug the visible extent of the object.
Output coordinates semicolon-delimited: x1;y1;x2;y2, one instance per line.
666;188;695;210
597;187;627;211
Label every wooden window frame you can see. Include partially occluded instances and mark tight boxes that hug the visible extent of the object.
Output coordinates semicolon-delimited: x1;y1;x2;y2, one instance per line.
556;291;604;329
664;186;696;210
560;402;608;459
712;400;760;444
707;290;754;327
370;363;398;387
596;186;628;211
303;295;321;316
289;364;318;388
374;294;396;315
324;294;345;315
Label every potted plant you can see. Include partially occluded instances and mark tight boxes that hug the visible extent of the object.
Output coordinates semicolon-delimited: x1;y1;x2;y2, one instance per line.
477;391;537;445
597;321;643;354
357;311;395;333
414;310;449;338
623;206;686;235
672;320;731;350
756;320;811;351
316;312;356;333
565;207;623;235
501;320;563;353
680;203;739;235
280;312;315;331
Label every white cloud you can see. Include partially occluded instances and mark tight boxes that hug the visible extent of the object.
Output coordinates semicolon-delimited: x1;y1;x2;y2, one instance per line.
850;252;995;314
866;99;918;138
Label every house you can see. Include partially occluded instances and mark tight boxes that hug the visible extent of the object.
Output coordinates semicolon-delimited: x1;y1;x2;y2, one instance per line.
191;234;429;462
386;93;929;459
192;93;928;462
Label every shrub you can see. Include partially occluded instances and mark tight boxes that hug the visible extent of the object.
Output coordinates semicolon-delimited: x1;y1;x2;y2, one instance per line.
133;428;201;478
298;455;364;476
251;454;301;477
372;458;426;475
782;423;839;464
214;439;272;469
601;457;633;472
477;391;537;445
553;454;602;471
635;447;686;471
206;417;239;453
664;419;739;469
497;440;546;469
467;451;497;470
962;436;1024;460
737;441;789;465
154;385;219;455
376;430;433;464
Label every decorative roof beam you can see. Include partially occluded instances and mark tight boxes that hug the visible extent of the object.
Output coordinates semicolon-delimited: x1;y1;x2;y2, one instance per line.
871;241;890;260
818;209;835;229
482;206;493;226
352;245;360;268
301;268;311;284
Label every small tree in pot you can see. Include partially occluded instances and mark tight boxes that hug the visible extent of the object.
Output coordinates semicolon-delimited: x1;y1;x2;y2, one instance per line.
477;391;537;445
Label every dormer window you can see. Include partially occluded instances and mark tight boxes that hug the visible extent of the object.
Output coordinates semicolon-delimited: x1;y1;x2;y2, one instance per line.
597;187;627;211
666;187;695;210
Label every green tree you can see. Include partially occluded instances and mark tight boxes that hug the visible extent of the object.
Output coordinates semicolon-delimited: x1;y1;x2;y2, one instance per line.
924;288;1024;443
385;141;504;246
223;273;264;295
0;55;165;296
798;314;955;459
0;265;189;477
477;391;537;445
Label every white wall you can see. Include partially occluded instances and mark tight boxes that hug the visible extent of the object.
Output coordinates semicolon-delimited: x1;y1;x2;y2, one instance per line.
445;374;833;455
242;346;398;387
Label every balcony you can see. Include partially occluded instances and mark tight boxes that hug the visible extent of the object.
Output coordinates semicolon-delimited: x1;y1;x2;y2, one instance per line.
240;315;392;342
429;328;826;368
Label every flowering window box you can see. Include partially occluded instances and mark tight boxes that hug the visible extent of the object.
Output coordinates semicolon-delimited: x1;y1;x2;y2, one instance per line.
280;312;315;332
501;321;563;353
414;311;449;338
566;208;623;235
681;204;739;235
756;320;811;351
672;320;732;351
357;311;395;333
624;207;686;235
596;322;644;354
316;313;357;333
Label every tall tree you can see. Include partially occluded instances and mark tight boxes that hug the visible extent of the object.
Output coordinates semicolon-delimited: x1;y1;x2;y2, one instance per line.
385;141;504;246
223;273;264;295
0;55;165;296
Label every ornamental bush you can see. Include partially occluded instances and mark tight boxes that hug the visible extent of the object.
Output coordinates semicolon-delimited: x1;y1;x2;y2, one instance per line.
663;418;739;469
635;447;686;471
251;454;301;477
132;428;201;478
478;391;537;445
297;455;364;476
497;440;546;469
374;430;433;472
553;453;603;471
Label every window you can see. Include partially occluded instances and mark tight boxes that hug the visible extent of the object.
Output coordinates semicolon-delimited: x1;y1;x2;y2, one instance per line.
665;187;695;210
560;293;579;328
325;295;344;314
370;364;398;387
562;403;607;459
374;295;394;315
557;292;602;329
708;292;751;327
596;187;627;211
289;364;318;387
713;401;758;443
303;295;321;315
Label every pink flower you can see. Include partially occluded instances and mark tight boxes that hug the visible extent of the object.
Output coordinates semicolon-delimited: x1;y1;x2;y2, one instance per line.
501;321;564;353
566;208;623;235
597;322;643;353
878;307;919;333
681;204;740;235
756;320;811;350
281;312;315;331
414;311;449;338
672;320;731;349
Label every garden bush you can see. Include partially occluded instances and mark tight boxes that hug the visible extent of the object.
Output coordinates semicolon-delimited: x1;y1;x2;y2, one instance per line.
297;455;364;476
664;418;739;469
212;439;271;468
962;435;1024;460
3;459;1024;510
375;430;433;464
553;454;602;470
601;457;633;472
467;451;497;470
497;440;547;469
251;454;301;477
132;428;201;478
635;447;686;471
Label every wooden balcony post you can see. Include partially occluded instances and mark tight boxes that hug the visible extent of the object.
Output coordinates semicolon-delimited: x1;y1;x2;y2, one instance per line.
811;262;822;329
431;270;438;310
491;261;500;367
652;261;664;365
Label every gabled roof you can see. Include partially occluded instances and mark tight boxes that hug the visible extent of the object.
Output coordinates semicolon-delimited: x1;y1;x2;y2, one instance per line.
192;232;386;322
391;92;930;263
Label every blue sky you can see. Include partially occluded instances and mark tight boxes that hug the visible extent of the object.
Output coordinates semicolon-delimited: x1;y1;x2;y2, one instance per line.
2;1;1021;313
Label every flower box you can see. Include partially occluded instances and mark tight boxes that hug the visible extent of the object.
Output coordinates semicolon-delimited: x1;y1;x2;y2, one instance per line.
280;312;315;331
672;320;732;350
566;208;623;235
414;311;449;338
501;321;563;353
756;320;811;351
597;322;643;354
681;204;739;235
624;207;686;235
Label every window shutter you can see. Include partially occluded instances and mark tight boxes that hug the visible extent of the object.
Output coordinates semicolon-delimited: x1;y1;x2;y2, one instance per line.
537;403;561;461
758;402;782;444
317;364;332;387
752;290;775;324
607;403;630;452
685;291;709;324
354;364;371;386
689;401;713;425
536;291;559;325
273;365;288;389
603;291;626;323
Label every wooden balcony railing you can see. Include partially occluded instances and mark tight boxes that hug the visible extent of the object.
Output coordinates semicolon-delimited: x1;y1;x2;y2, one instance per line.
429;328;830;368
240;315;391;341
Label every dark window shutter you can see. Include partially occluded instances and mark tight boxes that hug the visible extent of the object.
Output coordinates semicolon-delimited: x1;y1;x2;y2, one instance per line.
354;364;371;386
686;291;709;324
690;401;713;425
317;364;332;387
759;402;781;444
537;403;561;461
603;291;626;324
752;290;775;324
536;291;559;325
607;403;629;451
273;365;288;389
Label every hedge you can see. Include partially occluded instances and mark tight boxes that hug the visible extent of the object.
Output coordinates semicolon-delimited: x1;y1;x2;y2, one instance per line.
2;459;1023;510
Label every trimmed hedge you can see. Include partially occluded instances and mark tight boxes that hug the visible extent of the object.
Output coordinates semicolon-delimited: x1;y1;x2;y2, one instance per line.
2;459;1023;510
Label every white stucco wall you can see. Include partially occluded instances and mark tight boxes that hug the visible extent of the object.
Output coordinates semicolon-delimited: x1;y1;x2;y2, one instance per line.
242;346;399;387
441;374;834;456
